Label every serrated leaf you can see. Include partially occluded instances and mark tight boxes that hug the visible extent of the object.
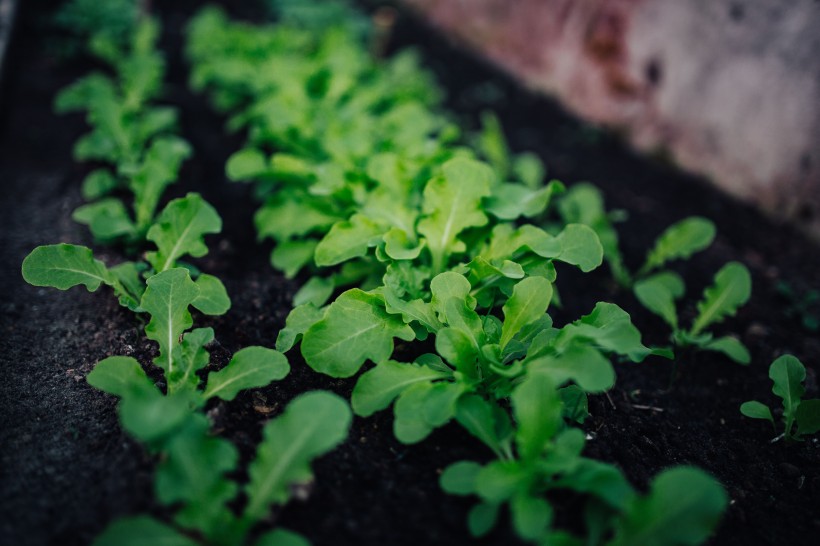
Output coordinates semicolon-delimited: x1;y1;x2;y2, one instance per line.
633;272;685;329
315;214;382;266
191;273;231;315
204;347;290;401
352;359;449;417
22;244;113;291
641;217;716;274
690;262;751;335
302;289;415;377
146;193;222;272
418;158;493;271
92;516;198;546
441;461;482;495
243;391;351;520
140;268;200;376
739;401;774;424
500;276;553;349
610;467;727;546
131;136;192;229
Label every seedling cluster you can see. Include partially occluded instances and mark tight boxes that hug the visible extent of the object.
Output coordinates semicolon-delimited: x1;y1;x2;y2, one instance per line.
22;0;813;545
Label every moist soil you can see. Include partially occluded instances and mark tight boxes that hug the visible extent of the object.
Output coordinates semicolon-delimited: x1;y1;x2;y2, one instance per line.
1;1;818;545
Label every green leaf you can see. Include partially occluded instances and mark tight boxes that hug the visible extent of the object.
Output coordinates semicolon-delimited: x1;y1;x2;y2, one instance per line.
418;158;493;272
552;224;603;272
512;373;562;460
119;389;191;444
703;336;750;364
436;327;479;374
255;195;338;243
485;180;563;220
352;360;449;417
440;461;482;495
690;262;751;335
739;401;774;424
529;344;615;393
796;399;820;437
276;304;325;353
169;327;214;395
155;414;239;537
500;276;553;349
226;147;269;181
254;529;311;546
610;467;727;546
81;169;119;200
315;214;382;266
302;289;415;377
140;268;200;376
383;227;424;260
293;276;335;307
204;347;290;401
456;395;510;458
633;272;684;329
475;460;527;502
131;136;192;229
87;356;156;398
641;217;716;275
243;391;351;520
22;244;113;291
558;303;649;362
191;273;231;315
769;354;806;437
559;385;589;424
92;516;198;546
73;199;137;242
271;239;318;279
511;493;552;541
393;382;437;443
468;501;500;537
146;193;222;272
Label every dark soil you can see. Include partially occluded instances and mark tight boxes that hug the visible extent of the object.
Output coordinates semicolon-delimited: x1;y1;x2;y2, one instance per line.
1;1;818;545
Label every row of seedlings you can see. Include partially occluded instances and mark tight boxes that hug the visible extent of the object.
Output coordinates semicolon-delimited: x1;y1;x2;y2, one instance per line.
23;8;351;546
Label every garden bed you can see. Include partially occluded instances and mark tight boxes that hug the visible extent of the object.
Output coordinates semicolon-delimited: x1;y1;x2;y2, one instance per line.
1;1;818;545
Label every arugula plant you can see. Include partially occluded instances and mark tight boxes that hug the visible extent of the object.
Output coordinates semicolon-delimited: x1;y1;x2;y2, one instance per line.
56;16;190;243
23;191;229;312
89;385;351;546
440;373;727;544
633;262;752;364
741;355;820;441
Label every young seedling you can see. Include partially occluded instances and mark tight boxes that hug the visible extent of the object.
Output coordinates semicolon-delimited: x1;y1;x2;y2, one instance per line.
440;373;727;544
90;389;351;546
633;262;752;364
740;355;820;442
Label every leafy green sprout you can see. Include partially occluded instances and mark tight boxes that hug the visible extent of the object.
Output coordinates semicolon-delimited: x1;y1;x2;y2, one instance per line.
633;262;752;364
740;355;820;442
